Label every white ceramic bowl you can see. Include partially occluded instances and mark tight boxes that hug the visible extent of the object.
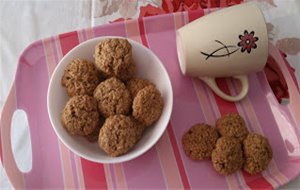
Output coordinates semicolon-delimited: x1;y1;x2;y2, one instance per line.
47;36;173;163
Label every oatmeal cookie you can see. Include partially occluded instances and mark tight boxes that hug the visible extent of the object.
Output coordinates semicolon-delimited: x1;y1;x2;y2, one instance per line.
86;117;105;142
93;77;132;118
130;116;146;140
182;124;219;160
98;115;141;157
61;95;99;136
243;133;273;175
216;113;249;142
61;59;101;97
126;78;154;98
132;85;163;126
94;38;135;81
211;137;244;175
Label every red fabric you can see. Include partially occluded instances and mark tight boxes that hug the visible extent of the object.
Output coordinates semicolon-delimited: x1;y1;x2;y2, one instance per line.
264;55;290;103
140;0;242;17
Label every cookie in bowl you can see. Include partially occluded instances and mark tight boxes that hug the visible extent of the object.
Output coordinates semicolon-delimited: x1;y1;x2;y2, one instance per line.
47;36;173;163
93;77;132;118
61;59;101;97
94;38;136;81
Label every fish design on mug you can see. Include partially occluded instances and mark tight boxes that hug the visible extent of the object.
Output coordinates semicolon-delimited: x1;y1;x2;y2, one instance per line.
200;30;259;60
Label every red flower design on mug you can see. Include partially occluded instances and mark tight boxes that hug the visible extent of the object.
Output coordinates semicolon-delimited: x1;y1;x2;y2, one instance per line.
237;30;259;53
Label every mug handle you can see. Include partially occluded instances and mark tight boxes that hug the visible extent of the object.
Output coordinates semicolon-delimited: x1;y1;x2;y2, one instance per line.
200;75;249;102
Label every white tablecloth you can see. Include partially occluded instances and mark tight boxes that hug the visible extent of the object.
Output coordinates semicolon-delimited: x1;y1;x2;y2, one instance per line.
0;0;299;189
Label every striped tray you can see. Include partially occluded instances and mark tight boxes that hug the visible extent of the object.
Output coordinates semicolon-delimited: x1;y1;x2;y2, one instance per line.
1;10;300;189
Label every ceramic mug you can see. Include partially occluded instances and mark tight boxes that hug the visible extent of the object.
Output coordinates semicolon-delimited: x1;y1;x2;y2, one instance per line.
176;3;268;101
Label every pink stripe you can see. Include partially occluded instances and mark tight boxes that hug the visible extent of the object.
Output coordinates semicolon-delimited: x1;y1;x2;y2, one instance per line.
144;13;228;188
58;31;108;189
85;28;94;40
245;74;296;180
181;11;240;188
257;64;300;159
58;143;76;189
110;18;166;190
125;19;143;43
93;18;167;189
213;78;274;189
109;164;118;189
192;79;215;125
45;38;76;189
126;16;185;189
74;156;85;190
139;18;149;47
92;22;130;190
43;38;57;76
173;12;185;30
81;159;107;189
167;123;191;189
78;28;114;190
93;22;127;37
69;154;80;189
141;15;187;189
125;17;177;188
113;164;127;189
197;80;249;189
234;84;289;186
53;36;82;189
155;131;184;189
203;80;252;189
192;78;247;189
54;36;63;61
44;38;74;188
103;164;113;190
122;148;167;189
83;28;114;189
16;40;64;188
227;79;283;187
0;82;25;188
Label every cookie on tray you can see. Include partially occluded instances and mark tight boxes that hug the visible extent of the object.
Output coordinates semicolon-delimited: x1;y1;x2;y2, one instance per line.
61;59;101;97
243;133;273;175
61;95;100;136
126;78;154;98
93;77;132;118
216;113;249;142
94;38;135;81
182;124;219;160
98;115;141;157
132;85;164;126
211;137;244;175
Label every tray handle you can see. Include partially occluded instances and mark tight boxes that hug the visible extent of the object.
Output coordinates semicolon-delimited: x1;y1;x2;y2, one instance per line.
0;82;25;188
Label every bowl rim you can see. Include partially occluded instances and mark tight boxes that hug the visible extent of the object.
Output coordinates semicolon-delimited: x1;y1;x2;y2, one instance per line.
47;36;173;163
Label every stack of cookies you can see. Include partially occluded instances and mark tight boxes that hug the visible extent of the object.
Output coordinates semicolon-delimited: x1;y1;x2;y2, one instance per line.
182;113;273;175
61;38;164;157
